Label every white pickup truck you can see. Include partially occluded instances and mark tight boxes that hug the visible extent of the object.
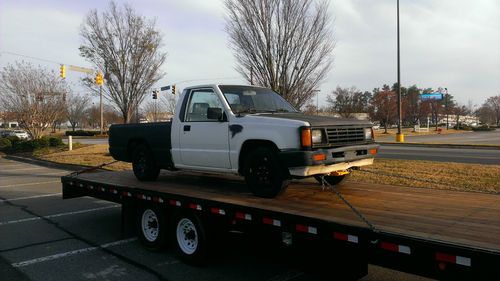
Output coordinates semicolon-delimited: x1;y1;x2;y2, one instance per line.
109;84;379;198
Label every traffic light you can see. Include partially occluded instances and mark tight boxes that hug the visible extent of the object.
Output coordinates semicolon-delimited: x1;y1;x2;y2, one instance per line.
171;85;176;95
95;72;103;86
60;65;66;79
152;90;158;99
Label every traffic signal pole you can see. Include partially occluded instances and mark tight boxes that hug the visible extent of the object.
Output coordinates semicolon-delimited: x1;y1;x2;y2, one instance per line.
396;0;404;143
100;84;103;135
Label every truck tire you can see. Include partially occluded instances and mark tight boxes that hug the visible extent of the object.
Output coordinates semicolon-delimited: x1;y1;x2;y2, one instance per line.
171;212;207;265
132;144;160;181
244;147;289;198
314;174;348;186
137;205;168;251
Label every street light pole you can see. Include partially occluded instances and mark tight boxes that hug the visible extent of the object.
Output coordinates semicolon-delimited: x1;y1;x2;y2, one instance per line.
445;87;449;130
396;0;404;142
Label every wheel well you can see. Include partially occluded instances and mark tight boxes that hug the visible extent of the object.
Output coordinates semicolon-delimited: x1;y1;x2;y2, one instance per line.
238;140;279;175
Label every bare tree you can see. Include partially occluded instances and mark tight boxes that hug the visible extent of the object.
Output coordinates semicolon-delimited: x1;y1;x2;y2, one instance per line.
225;0;334;109
484;95;500;125
161;94;177;115
79;1;167;123
0;61;66;139
143;100;163;122
66;93;90;131
453;104;469;129
326;86;370;118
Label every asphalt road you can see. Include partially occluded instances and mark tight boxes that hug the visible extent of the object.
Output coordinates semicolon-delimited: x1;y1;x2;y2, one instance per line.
376;129;500;145
377;145;500;165
0;157;432;281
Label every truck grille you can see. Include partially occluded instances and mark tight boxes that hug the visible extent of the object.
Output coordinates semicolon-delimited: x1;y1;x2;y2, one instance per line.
326;127;365;145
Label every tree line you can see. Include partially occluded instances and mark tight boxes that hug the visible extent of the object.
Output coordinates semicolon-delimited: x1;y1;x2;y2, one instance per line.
322;83;500;132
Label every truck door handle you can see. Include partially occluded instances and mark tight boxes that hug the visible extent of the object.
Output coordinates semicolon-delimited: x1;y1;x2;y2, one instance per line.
184;125;191;132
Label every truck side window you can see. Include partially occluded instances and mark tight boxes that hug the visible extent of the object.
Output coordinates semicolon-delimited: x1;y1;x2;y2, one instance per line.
185;89;223;122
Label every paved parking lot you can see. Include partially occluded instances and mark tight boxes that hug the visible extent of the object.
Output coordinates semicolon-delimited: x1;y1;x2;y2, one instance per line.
0;157;432;281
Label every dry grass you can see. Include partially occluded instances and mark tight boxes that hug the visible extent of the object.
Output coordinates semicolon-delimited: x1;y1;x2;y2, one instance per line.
373;128;464;138
37;143;131;171
35;144;500;194
350;158;500;193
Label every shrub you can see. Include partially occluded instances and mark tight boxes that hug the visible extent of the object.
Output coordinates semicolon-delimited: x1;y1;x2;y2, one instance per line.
49;137;64;147
34;137;50;149
65;130;99;136
0;138;12;151
472;125;495;132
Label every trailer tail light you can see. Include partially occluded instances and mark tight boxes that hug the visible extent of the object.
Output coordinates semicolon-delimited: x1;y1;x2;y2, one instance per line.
152;197;163;203
296;224;317;235
189;203;202;211
380;241;411;254
333;232;359;243
122;191;132;197
436;252;471;267
169;200;181;207
262;217;281;227
235;212;252;221
369;148;378;155
210;208;226;215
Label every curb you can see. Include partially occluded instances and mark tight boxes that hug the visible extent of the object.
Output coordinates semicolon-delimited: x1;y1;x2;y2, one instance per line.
378;142;500;150
4;155;92;171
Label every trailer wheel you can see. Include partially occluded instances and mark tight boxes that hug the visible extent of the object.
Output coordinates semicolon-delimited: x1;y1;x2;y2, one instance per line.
132;144;160;181
244;147;289;198
137;206;167;251
314;174;348;186
171;212;207;265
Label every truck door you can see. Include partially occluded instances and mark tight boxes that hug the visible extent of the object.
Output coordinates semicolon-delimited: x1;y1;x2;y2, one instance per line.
178;88;231;169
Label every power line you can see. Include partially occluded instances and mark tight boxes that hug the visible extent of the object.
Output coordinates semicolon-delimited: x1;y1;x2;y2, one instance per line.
0;51;63;65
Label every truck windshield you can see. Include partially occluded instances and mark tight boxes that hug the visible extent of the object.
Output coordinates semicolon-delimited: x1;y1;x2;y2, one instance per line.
219;85;298;114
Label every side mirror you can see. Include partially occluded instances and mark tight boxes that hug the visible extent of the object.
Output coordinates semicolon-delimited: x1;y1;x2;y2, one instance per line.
207;107;223;120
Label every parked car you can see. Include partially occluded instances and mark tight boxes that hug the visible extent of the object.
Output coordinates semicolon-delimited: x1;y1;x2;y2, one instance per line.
6;130;30;140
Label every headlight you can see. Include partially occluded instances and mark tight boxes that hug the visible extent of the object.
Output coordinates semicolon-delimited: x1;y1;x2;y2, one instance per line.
312;129;324;144
364;128;372;140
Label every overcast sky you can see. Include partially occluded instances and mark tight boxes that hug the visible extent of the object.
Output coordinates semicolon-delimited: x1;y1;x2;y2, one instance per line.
0;0;498;107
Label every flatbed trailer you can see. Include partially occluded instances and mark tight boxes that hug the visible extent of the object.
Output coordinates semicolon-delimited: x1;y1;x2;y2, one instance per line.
61;170;500;280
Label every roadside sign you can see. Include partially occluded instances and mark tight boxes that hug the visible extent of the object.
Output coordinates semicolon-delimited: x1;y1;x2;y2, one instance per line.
420;92;443;101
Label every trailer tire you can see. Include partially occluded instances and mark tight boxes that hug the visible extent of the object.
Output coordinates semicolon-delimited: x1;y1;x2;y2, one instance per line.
171;212;207;265
244;147;289;198
137;205;168;251
132;144;160;181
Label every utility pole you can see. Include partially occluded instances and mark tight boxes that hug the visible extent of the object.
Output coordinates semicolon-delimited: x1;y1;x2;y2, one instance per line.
396;0;404;142
250;65;254;85
99;83;103;134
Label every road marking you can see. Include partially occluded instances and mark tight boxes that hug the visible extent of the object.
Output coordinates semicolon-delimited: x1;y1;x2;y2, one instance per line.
0;193;62;203
0;205;119;226
12;238;137;268
0;180;60;188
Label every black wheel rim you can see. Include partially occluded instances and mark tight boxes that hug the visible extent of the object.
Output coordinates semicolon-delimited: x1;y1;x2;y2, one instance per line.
250;156;272;185
136;152;146;174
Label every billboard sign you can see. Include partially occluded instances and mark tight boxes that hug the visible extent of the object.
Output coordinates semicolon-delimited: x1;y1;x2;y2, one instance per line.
420;92;443;101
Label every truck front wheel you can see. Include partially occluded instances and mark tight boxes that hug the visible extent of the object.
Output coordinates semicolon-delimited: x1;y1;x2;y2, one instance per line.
244;147;289;198
132;144;160;181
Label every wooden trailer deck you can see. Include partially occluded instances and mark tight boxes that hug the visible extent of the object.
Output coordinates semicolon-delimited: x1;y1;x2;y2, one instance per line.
70;170;500;254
